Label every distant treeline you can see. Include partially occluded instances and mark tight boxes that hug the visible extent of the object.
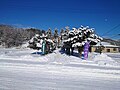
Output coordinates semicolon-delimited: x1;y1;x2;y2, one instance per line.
0;24;59;48
0;24;43;47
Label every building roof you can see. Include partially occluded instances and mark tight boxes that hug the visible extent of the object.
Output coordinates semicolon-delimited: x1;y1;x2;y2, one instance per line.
94;42;119;48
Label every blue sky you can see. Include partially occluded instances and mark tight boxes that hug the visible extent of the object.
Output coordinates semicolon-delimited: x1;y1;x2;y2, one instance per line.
0;0;120;39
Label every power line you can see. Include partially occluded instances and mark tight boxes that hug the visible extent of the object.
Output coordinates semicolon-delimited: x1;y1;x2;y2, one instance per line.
110;34;120;38
102;24;120;36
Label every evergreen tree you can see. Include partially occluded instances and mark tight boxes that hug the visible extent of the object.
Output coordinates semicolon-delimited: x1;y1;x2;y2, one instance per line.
54;28;58;39
62;26;102;56
60;28;64;40
28;33;56;54
65;26;70;32
46;28;52;39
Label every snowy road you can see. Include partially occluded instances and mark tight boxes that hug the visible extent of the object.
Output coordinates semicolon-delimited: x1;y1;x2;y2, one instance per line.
0;48;120;90
106;53;120;63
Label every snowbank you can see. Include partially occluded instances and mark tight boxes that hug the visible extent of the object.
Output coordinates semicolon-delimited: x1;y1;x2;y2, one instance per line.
0;48;119;67
93;53;119;66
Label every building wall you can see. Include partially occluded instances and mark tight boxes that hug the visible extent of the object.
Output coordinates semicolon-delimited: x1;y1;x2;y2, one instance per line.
91;47;119;53
91;47;96;52
103;47;119;53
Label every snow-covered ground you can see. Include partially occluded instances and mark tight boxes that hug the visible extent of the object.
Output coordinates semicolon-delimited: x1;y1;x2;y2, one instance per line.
0;48;120;90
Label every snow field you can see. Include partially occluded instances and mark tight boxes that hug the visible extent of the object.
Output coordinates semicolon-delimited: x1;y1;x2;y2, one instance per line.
0;48;120;90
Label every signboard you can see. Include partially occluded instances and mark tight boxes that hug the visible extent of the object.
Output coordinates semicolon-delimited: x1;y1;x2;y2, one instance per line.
42;40;46;55
84;42;90;59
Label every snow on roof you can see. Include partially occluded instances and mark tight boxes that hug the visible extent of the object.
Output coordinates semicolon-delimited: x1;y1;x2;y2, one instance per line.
94;42;119;47
101;42;111;45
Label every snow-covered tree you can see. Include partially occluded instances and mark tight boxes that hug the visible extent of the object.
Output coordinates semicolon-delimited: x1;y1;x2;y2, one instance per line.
60;29;64;37
46;28;52;39
54;28;58;39
53;28;59;47
61;25;103;56
28;33;56;54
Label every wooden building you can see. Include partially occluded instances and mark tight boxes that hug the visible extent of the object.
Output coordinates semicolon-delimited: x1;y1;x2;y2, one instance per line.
91;42;119;53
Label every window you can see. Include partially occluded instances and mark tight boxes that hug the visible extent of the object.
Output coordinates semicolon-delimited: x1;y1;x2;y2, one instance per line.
107;49;110;52
113;48;116;51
